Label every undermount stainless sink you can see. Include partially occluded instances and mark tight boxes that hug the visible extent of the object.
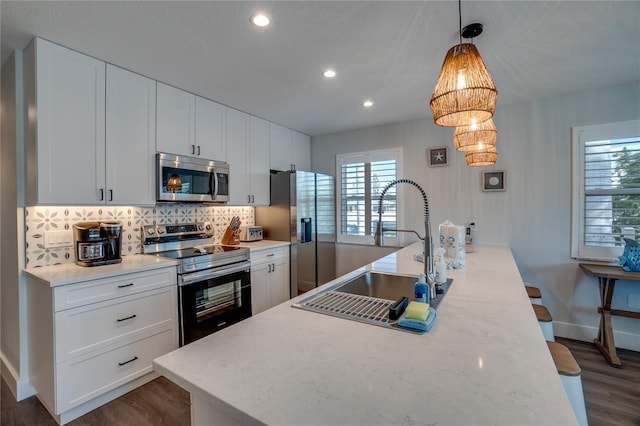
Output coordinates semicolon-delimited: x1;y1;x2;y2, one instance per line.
292;270;452;333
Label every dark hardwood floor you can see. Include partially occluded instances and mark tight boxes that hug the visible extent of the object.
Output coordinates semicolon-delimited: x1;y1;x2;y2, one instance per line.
1;376;190;426
556;337;640;426
2;339;638;425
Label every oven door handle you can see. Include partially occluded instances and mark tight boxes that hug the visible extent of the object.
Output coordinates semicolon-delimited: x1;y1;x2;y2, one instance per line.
179;261;251;286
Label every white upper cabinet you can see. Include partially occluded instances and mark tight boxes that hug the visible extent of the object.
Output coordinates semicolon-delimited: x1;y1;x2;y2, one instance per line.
195;96;227;161
156;82;196;156
24;39;158;206
226;108;269;206
269;123;311;172
25;38;106;205
291;130;311;171
227;108;250;205
269;123;292;172
249;116;270;205
105;65;156;205
157;83;227;160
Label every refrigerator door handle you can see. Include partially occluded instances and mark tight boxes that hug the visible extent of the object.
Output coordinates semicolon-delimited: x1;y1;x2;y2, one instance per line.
300;217;312;243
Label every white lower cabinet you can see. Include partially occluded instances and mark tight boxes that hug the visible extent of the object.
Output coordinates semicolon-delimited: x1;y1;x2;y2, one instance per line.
26;266;178;425
251;246;290;315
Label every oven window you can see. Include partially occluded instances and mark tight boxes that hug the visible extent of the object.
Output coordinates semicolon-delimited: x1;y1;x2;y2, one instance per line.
195;280;240;320
180;269;251;346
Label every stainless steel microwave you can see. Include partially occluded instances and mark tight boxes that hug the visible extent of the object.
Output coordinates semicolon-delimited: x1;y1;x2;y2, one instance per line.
157;153;230;203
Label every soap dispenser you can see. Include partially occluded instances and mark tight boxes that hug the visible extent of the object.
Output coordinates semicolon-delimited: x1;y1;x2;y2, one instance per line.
414;274;429;304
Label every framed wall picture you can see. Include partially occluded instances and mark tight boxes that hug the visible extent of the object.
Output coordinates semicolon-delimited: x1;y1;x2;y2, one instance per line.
482;170;506;192
428;146;448;167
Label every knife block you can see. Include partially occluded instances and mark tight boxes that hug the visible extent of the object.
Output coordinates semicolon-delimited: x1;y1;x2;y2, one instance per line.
221;226;240;245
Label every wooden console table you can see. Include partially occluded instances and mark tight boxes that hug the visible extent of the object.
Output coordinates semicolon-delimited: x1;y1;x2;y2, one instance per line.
579;263;640;368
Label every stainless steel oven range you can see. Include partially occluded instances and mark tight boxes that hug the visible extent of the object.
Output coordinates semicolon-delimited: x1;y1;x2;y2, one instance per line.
143;222;251;346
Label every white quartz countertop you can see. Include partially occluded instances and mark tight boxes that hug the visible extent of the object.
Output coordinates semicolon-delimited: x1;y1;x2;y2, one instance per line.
24;254;177;287
153;243;577;425
236;239;290;252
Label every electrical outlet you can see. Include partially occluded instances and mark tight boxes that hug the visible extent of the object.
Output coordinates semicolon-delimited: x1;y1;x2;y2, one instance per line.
44;230;73;248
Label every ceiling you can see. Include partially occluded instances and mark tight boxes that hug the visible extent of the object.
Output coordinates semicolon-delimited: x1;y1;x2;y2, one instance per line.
2;1;639;136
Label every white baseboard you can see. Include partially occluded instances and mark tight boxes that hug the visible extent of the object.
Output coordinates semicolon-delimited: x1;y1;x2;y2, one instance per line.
1;353;35;401
553;321;640;353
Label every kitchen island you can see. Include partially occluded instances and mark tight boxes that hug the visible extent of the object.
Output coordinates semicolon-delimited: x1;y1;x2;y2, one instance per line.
153;243;577;425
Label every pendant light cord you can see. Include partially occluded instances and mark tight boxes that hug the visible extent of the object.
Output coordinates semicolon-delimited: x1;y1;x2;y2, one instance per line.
458;0;462;44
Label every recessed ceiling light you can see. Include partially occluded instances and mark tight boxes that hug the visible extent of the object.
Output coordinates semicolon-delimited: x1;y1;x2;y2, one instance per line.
363;100;374;108
251;14;270;27
323;69;336;78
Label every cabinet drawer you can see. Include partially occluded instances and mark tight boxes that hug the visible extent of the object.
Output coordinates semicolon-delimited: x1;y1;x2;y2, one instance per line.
55;286;177;362
54;266;176;311
251;247;289;265
56;327;176;414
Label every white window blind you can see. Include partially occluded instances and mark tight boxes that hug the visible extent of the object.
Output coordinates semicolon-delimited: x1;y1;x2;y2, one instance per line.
571;120;640;260
336;149;402;244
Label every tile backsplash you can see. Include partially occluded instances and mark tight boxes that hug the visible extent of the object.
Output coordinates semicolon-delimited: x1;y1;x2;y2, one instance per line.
25;205;254;268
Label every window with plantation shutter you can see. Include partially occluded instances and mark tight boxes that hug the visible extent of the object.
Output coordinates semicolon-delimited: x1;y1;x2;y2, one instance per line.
571;120;640;261
336;148;402;244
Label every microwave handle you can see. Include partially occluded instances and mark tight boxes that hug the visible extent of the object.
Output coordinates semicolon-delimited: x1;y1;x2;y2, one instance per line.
209;170;219;200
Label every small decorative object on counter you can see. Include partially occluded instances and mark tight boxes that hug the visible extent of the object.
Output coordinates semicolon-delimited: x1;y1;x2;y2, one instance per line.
221;216;241;245
439;220;466;268
619;238;640;271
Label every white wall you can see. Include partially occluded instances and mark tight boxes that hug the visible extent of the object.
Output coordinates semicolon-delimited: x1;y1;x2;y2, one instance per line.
312;82;640;351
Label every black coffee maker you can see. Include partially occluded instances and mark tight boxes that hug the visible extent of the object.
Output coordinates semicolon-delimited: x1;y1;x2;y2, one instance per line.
73;221;123;266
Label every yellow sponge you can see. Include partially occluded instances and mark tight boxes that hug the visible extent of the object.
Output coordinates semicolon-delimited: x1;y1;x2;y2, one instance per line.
405;301;429;321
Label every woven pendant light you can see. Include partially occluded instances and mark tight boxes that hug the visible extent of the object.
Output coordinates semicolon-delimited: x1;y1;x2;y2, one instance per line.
429;3;497;128
453;118;497;152
465;145;498;166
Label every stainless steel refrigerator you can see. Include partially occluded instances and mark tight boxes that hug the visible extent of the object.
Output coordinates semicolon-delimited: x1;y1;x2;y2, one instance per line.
255;171;336;297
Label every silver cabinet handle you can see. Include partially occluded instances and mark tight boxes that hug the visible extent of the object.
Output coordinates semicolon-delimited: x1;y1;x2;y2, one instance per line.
99;189;104;201
272;263;275;271
191;145;195;155
118;356;138;366
197;145;201;156
248;195;251;203
109;189;113;201
117;314;137;322
118;283;134;288
267;253;274;257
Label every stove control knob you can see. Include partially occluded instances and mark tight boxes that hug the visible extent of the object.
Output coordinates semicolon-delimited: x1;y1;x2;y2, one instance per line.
198;224;204;231
146;228;155;235
157;227;165;235
205;223;212;231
